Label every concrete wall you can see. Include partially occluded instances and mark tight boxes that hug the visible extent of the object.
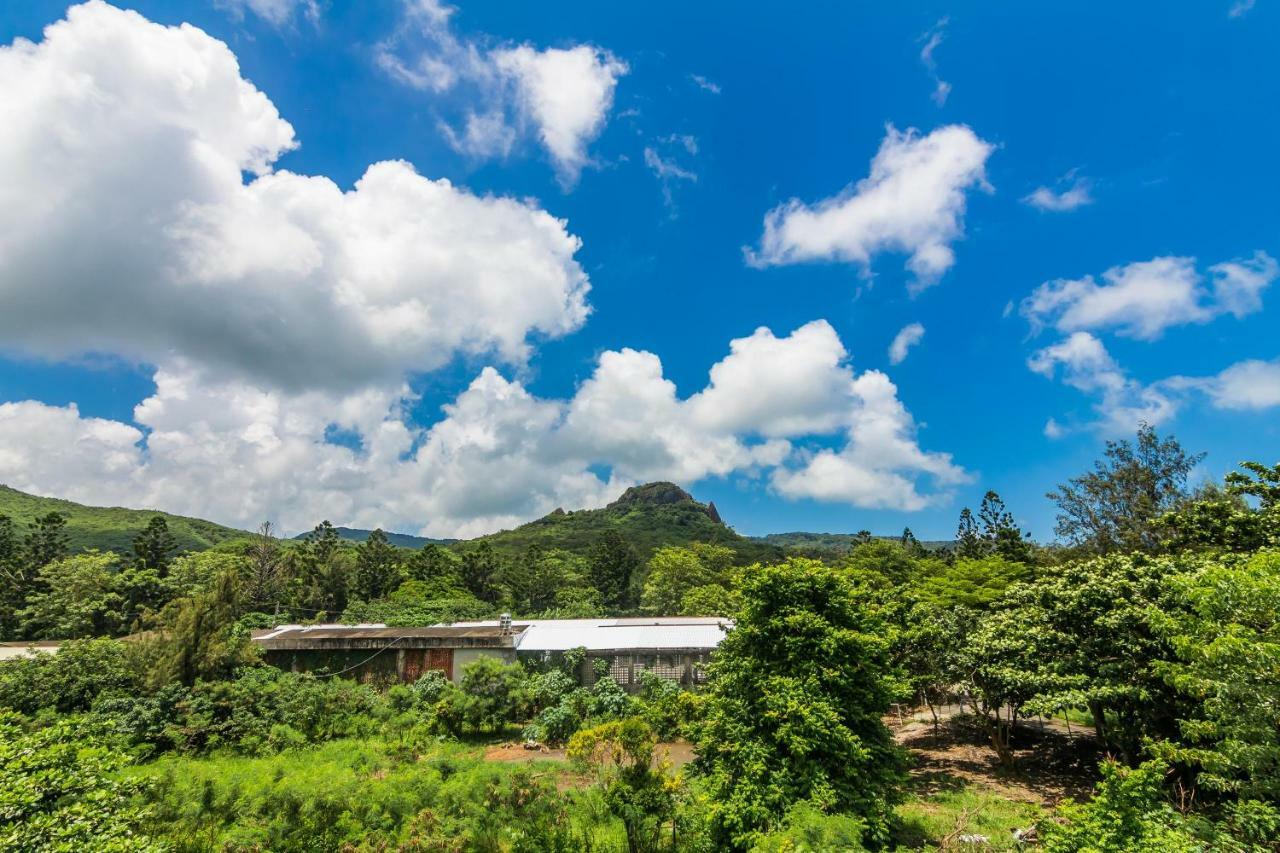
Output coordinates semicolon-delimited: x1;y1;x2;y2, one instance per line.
451;647;517;684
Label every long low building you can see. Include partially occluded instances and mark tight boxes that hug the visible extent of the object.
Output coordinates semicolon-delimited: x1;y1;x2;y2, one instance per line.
251;616;731;691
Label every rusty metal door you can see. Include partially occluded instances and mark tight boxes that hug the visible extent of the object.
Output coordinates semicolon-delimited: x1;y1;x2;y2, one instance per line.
402;648;453;682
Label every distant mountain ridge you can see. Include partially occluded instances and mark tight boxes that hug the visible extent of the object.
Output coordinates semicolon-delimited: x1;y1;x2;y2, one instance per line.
752;531;953;552
291;526;455;549
0;484;249;554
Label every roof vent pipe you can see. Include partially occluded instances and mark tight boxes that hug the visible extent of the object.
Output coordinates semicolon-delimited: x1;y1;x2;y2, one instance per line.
500;612;512;635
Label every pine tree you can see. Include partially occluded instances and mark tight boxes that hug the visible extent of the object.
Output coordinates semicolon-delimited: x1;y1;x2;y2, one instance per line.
589;530;640;611
132;516;177;576
26;512;68;568
459;541;503;604
955;508;985;559
977;491;1033;563
900;526;925;557
353;528;400;601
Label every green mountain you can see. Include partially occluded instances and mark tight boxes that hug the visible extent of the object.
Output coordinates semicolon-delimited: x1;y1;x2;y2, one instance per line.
471;481;783;563
0;484;250;555
292;526;455;549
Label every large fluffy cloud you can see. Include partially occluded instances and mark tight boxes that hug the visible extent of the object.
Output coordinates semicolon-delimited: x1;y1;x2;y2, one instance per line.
771;371;968;510
746;124;994;292
1020;252;1276;341
0;2;590;394
377;0;626;186
0;322;965;535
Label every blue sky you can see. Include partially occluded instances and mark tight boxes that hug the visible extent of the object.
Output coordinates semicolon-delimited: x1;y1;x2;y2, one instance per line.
0;0;1277;540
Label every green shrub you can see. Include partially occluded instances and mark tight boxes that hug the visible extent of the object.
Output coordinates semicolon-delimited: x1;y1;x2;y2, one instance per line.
0;637;141;714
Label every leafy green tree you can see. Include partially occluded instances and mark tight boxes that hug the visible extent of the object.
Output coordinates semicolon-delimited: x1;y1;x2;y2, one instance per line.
915;555;1031;610
899;526;925;557
640;543;735;615
1042;760;1221;853
1048;423;1203;553
352;528;401;601
693;558;904;849
963;553;1198;766
1163;462;1280;552
403;543;463;590
17;551;126;638
132;515;178;576
1158;549;1280;804
589;530;641;611
0;637;141;714
0;715;162;852
839;539;923;585
513;546;592;614
569;717;675;853
26;510;69;568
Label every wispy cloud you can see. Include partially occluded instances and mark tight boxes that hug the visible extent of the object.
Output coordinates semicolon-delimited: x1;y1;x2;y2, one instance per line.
1229;0;1257;18
1023;170;1094;212
918;18;951;106
690;73;721;94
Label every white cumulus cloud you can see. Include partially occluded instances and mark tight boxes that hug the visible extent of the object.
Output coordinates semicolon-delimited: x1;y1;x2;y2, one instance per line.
1020;253;1277;341
0;1;591;394
0;322;964;534
746;124;994;293
377;0;626;186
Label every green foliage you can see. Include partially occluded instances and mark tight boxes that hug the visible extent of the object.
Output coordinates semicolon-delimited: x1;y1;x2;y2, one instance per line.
432;657;531;735
134;571;256;689
640;543;736;615
1049;423;1203;554
750;801;868;852
132;516;178;576
590;529;642;610
1157;549;1280;803
569;717;677;853
693;558;904;849
0;714;163;852
351;528;401;602
0;637;141;714
1042;760;1228;853
0;484;246;555
18;550;127;638
914;555;1031;609
960;553;1196;766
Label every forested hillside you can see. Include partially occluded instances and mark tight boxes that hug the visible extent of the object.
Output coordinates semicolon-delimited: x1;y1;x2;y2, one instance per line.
0;484;248;554
472;481;782;563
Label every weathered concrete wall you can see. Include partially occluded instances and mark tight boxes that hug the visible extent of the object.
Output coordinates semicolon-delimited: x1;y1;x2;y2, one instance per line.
451;647;517;684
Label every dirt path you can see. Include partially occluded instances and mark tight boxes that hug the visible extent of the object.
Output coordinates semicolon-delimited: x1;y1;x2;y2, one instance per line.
891;712;1099;806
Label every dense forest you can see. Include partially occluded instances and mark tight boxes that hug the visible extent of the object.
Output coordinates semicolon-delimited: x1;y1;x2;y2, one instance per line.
1;424;1278;850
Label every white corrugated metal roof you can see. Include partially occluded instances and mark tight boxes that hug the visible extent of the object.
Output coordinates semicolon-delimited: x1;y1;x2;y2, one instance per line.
448;617;731;652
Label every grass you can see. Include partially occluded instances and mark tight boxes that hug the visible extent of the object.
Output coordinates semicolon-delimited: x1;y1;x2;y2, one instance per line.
894;785;1045;850
0;484;249;555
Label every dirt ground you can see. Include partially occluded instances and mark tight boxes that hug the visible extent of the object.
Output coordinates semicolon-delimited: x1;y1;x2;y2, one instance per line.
890;712;1100;806
483;739;697;770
